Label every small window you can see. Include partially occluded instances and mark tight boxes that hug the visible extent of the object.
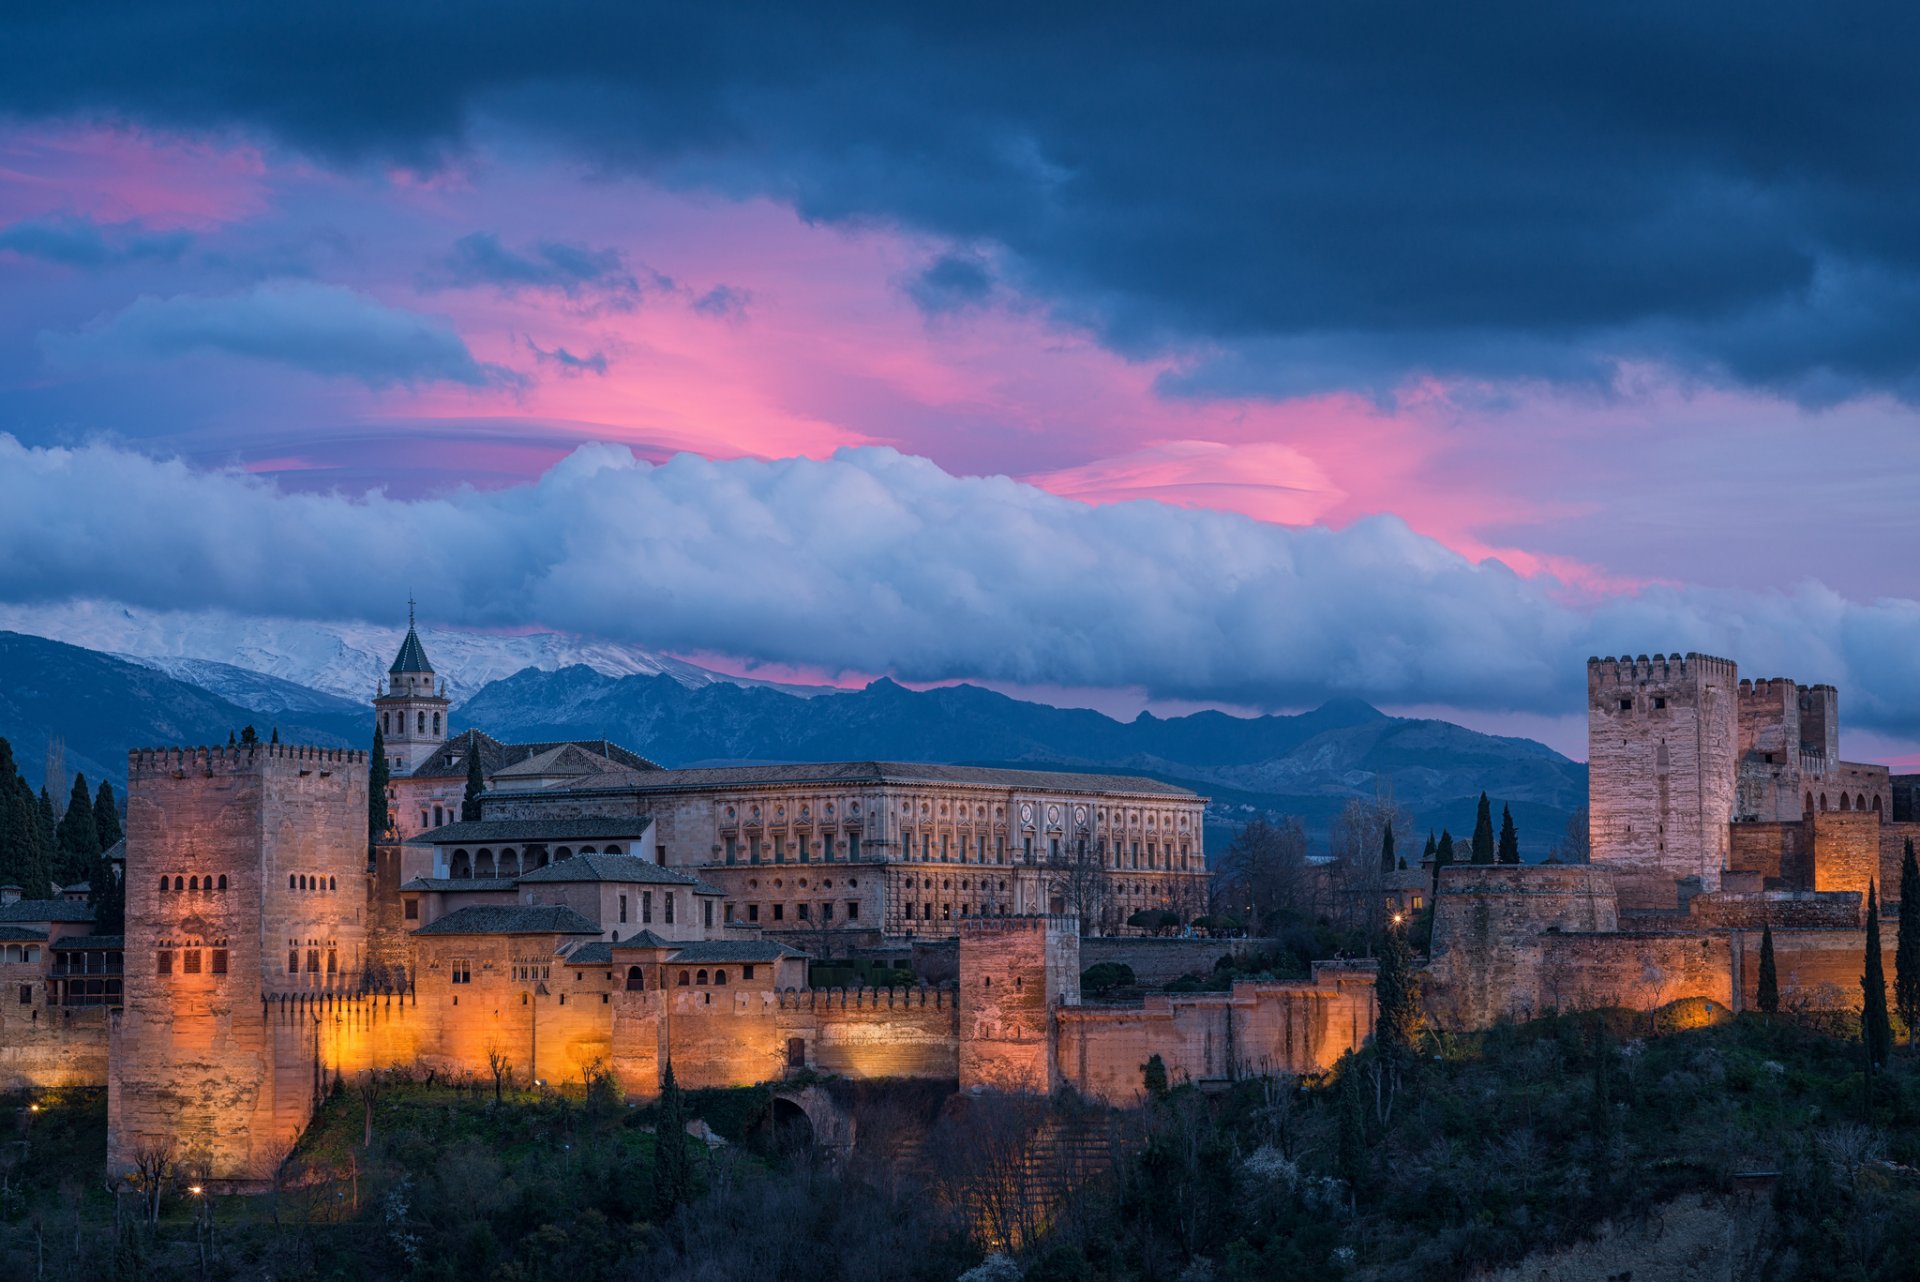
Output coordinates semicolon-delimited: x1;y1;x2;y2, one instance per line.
798;903;811;921
450;958;471;984
1619;699;1632;712
1654;697;1667;710
742;964;755;981
787;1037;806;1068
664;893;675;924
211;949;228;975
748;904;760;922
404;898;419;921
217;874;227;891
306;949;319;973
696;969;709;985
704;899;714;928
19;983;32;1004
772;904;784;922
289;949;299;973
847;902;859;921
157;950;173;976
642;891;652;924
620;894;628;924
715;970;728;985
677;971;690;986
158;876;169;893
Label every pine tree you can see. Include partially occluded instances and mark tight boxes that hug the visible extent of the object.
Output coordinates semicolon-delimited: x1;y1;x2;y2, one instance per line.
462;743;486;822
653;1060;691;1220
1379;821;1397;875
1757;921;1779;1014
1470;793;1495;864
55;773;100;885
369;726;392;844
93;780;123;850
1497;805;1520;864
1423;831;1437;861
1863;882;1893;1070
1897;839;1920;1045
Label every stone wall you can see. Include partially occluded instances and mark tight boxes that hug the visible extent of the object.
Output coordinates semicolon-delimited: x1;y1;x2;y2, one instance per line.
1534;932;1734;1014
1686;890;1861;929
1880;822;1920;903
1744;927;1898;1010
1729;821;1810;884
1810;811;1879;910
1079;936;1284;986
0;1000;110;1090
1427;864;1620;1027
1054;963;1375;1105
1588;653;1739;906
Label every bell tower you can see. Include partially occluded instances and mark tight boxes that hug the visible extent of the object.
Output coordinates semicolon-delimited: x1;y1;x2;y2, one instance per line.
373;600;450;776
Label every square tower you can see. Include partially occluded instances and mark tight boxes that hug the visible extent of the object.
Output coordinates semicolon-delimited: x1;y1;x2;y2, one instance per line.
957;915;1080;1093
111;743;368;1184
1587;653;1739;908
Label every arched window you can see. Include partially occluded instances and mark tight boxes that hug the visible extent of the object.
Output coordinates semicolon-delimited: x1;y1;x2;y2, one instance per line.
626;966;644;991
189;876;199;891
382;712;389;735
1858;794;1868;812
696;969;709;985
174;876;184;891
1806;792;1814;814
433;712;440;735
158;875;169;893
1873;795;1884;814
555;846;572;860
289;874;296;889
476;849;494;877
417;711;426;734
714;970;728;985
1841;793;1852;811
1820;794;1829;811
433;805;443;827
329;876;337;891
677;971;689;986
218;875;227;891
604;844;621;855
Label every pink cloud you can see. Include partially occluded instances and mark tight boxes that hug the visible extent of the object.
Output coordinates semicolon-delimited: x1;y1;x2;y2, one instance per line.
0;124;271;228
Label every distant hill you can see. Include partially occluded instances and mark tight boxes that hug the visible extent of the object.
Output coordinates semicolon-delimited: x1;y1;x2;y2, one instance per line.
0;628;1589;856
457;667;1589;856
0;632;360;792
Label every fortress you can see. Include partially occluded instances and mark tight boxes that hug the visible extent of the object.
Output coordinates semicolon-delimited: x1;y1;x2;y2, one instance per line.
1427;653;1916;1027
0;638;1910;1186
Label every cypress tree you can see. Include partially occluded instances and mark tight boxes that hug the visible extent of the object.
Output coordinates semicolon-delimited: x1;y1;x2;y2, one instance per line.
1863;882;1893;1070
1374;924;1421;1058
462;743;485;822
89;843;124;933
1336;1055;1367;1193
1379;820;1397;875
1431;830;1455;903
56;773;100;885
1470;793;1495;864
270;726;279;745
653;1060;691;1220
1757;921;1779;1014
1423;831;1437;861
1897;839;1920;1045
36;787;56;861
1497;805;1520;864
369;726;392;844
93;779;123;850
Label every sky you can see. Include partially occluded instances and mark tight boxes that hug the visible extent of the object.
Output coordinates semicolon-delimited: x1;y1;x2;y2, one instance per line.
3;3;1920;761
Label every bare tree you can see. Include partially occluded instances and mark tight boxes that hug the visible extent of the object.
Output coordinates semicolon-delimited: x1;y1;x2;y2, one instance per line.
1046;838;1112;935
1213;816;1311;933
1327;786;1411;938
485;1046;512;1104
1560;805;1591;864
357;1070;385;1148
126;1135;177;1225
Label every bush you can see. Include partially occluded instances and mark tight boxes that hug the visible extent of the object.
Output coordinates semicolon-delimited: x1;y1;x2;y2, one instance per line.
1081;962;1137;994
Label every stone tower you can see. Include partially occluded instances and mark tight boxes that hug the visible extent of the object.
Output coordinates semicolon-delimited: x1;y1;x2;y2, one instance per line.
110;743;368;1184
957;915;1081;1093
373;603;449;776
1587;653;1739;908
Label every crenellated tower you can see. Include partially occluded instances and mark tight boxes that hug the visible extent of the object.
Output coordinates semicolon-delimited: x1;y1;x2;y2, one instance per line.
373;601;450;776
111;743;369;1183
1587;652;1739;908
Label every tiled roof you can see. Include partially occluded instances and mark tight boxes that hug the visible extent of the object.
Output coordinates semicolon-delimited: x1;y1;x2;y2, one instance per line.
493;743;627;779
516;854;709;889
565;941;615;965
51;934;123;950
0;900;95;924
102;839;125;862
389;625;434;674
608;930;675;950
0;925;47;942
406;729;659;781
414;905;602;936
509;760;1201;799
399;877;517;892
411;816;653;844
665;940;806;964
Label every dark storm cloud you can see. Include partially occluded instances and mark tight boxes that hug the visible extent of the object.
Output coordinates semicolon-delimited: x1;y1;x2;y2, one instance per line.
7;3;1920;398
0;217;191;267
432;233;666;307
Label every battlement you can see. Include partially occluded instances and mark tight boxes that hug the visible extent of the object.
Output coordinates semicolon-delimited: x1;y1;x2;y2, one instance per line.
128;744;366;779
960;913;1080;936
1588;652;1737;687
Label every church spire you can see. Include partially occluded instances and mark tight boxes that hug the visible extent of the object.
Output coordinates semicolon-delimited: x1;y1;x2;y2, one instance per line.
389;601;434;676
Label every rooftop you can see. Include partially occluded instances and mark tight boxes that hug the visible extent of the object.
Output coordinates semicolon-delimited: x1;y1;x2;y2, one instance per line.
0;900;95;924
663;939;806;964
389;623;434;675
407;729;660;781
51;934;123;950
414;904;602;937
0;925;48;942
516;853;720;892
412;816;653;845
501;760;1203;800
398;877;517;892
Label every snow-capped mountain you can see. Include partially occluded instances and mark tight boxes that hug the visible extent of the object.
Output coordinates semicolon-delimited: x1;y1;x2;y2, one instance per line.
0;600;786;704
